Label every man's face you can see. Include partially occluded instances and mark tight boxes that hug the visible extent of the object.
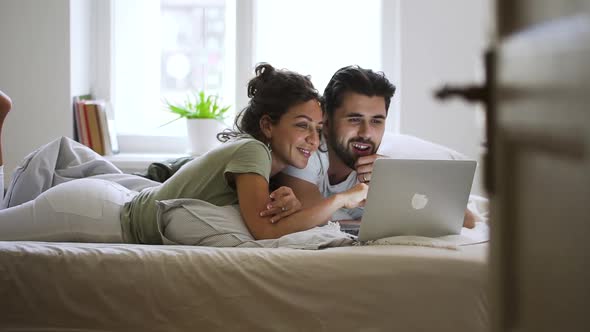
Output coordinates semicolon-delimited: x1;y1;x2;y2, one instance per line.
325;92;387;169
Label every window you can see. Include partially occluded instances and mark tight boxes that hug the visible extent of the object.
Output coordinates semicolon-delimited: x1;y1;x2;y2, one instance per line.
160;0;227;109
100;0;387;154
110;0;233;141
255;0;382;93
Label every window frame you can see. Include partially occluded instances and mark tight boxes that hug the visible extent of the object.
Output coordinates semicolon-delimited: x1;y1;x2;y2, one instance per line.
95;0;398;155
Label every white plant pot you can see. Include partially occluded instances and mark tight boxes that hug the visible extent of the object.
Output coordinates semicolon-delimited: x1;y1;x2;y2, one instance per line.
186;119;226;156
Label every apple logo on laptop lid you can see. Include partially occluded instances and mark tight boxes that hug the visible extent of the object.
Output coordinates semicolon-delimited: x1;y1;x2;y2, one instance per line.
411;193;428;210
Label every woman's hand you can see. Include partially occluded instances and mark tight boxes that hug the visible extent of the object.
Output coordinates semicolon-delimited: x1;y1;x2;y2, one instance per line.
259;186;302;223
338;183;369;209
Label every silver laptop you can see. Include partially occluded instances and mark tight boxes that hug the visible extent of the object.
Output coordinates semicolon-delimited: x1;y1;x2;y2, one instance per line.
358;159;476;241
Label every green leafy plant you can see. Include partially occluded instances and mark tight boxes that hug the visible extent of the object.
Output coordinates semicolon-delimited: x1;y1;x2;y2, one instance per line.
163;91;231;125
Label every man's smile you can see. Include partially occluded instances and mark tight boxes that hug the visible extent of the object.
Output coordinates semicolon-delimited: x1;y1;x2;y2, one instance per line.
350;141;374;156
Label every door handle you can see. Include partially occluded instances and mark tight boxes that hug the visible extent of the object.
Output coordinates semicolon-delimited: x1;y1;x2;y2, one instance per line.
435;49;496;194
435;84;488;103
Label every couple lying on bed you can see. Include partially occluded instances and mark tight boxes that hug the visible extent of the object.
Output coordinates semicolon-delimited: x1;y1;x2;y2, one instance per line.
0;64;475;244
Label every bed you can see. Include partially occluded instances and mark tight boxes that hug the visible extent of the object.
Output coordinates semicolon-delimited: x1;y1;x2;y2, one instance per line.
0;133;489;331
0;237;488;332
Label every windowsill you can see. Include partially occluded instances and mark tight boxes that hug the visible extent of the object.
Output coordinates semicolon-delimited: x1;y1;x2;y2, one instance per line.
105;152;189;173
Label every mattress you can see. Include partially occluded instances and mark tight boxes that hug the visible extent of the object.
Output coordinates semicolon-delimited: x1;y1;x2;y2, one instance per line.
0;241;488;332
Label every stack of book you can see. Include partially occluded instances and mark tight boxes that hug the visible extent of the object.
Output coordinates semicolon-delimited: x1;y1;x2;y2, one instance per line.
73;95;119;155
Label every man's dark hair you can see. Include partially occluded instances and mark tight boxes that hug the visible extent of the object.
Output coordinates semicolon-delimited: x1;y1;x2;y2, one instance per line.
322;65;396;119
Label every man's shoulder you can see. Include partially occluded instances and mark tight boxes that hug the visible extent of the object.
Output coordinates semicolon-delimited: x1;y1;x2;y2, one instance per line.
314;149;330;167
282;150;327;183
298;150;329;172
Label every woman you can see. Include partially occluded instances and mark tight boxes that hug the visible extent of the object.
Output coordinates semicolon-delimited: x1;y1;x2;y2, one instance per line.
0;64;368;243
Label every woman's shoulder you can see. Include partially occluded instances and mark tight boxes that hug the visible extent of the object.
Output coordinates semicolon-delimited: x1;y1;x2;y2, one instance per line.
225;136;269;152
206;136;270;163
218;136;272;179
218;137;271;168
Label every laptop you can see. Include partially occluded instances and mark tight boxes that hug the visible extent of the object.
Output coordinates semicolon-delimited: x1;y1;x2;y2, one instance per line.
357;159;476;241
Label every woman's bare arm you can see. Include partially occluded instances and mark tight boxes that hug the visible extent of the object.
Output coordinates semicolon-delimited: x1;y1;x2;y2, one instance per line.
235;173;367;240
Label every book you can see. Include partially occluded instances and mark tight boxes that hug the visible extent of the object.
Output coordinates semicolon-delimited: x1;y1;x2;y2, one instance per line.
73;94;92;143
95;102;110;155
84;102;105;155
78;101;90;147
96;101;120;155
73;100;80;142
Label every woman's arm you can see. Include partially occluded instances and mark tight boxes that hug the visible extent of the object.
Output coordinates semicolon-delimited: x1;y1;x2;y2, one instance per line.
259;186;302;222
235;173;367;240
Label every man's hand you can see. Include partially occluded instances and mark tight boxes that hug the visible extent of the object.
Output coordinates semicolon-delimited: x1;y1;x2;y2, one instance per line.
338;183;369;209
463;208;477;229
259;186;302;223
354;154;386;183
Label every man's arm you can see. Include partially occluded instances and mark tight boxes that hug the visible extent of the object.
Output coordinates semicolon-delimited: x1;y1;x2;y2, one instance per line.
270;173;366;223
236;173;368;239
272;173;324;210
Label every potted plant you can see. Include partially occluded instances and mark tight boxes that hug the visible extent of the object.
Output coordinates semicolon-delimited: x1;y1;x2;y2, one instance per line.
164;91;231;155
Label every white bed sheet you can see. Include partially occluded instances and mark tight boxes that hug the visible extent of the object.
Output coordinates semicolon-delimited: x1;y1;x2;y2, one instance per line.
0;240;488;332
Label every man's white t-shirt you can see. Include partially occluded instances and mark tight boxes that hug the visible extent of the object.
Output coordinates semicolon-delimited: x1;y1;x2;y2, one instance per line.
282;150;364;221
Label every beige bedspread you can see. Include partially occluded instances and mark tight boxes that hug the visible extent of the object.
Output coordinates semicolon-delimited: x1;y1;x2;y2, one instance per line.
0;241;488;332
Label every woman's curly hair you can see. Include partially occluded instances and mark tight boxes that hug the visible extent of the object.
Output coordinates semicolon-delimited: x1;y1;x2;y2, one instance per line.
217;63;320;143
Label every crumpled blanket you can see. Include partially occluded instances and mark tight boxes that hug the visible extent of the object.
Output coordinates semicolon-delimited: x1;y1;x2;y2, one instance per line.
1;136;159;209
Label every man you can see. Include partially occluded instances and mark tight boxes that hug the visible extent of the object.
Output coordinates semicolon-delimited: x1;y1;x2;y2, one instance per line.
273;65;476;228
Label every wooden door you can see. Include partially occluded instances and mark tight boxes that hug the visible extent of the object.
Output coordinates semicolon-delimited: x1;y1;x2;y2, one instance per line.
490;1;590;332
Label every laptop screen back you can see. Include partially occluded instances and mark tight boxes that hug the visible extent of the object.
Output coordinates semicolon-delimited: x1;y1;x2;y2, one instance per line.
358;159;476;241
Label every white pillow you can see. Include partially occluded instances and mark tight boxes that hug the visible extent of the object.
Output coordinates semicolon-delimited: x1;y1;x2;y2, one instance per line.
155;199;355;249
378;132;467;160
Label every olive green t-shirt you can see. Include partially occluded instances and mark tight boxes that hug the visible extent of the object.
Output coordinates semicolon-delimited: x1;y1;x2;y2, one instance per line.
120;138;271;244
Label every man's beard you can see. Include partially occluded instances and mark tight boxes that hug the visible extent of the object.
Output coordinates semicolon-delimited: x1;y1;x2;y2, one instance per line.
326;129;376;170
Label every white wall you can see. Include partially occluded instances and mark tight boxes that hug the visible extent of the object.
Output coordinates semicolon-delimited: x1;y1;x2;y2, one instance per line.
0;0;489;195
397;0;489;194
0;0;92;185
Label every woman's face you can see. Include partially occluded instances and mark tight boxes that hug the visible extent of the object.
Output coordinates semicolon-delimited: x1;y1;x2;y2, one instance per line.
268;99;323;173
